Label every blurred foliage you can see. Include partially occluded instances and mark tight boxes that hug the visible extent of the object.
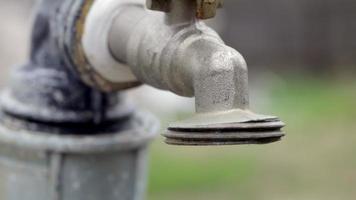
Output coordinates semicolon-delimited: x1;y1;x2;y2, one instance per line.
148;77;356;200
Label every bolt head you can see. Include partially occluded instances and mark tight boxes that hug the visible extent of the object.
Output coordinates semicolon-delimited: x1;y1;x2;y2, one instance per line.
146;0;223;19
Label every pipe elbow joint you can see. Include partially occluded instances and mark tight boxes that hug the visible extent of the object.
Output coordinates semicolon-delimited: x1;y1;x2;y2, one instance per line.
175;37;249;113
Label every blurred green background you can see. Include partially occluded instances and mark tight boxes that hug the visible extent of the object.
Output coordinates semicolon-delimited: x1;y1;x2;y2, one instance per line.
146;77;356;200
0;0;356;199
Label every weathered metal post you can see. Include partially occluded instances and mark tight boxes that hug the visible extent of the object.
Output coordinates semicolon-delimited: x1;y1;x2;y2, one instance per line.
0;0;158;199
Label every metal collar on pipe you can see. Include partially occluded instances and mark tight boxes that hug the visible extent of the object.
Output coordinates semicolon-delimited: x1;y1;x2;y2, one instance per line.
0;112;158;153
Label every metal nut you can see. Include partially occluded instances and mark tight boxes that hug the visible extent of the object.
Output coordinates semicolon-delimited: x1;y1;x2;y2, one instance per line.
196;0;223;19
146;0;223;19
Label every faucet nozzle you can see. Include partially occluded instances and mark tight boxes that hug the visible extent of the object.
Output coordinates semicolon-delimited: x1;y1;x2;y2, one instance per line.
161;39;285;145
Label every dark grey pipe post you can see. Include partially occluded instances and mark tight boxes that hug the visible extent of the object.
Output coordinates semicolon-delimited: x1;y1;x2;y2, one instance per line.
0;0;158;199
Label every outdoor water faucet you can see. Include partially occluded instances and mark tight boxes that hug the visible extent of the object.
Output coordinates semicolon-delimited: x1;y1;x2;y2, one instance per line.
59;0;284;145
0;0;286;198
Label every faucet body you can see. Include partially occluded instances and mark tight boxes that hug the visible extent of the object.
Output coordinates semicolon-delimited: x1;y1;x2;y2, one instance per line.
1;0;283;146
67;0;284;145
107;1;250;113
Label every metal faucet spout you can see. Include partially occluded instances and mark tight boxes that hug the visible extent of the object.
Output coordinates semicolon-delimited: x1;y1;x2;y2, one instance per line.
67;0;285;145
183;39;250;113
108;2;249;112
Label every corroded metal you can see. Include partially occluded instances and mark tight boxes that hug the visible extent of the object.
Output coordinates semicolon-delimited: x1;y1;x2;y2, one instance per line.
0;0;131;123
196;0;224;19
146;0;223;19
0;0;159;199
57;0;141;92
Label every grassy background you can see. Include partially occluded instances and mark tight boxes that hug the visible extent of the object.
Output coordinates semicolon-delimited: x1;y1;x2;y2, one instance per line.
147;77;356;200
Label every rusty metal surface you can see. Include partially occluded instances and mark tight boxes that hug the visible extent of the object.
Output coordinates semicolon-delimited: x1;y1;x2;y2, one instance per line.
0;0;137;123
57;0;141;92
196;0;224;19
147;0;223;19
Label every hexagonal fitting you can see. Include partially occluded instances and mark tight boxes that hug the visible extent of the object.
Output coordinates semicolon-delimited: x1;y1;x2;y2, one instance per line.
196;0;223;19
146;0;223;19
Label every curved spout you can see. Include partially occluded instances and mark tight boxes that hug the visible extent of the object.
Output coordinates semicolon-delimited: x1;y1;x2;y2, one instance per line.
180;38;250;113
108;2;249;113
